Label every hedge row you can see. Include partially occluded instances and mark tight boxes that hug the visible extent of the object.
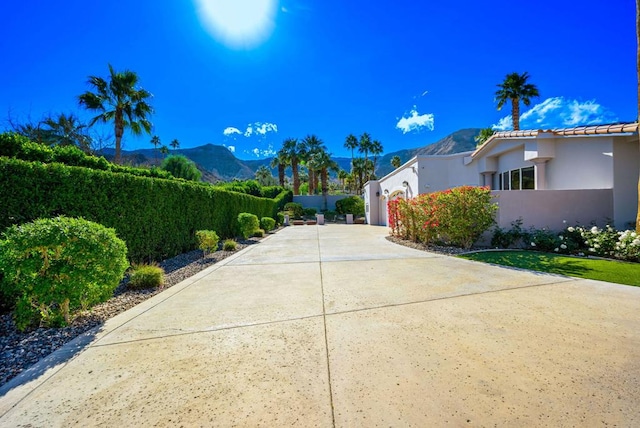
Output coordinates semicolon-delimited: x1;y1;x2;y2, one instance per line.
0;157;292;262
0;132;173;180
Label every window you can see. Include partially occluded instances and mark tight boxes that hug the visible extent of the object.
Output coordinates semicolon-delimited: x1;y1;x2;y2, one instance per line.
500;166;534;190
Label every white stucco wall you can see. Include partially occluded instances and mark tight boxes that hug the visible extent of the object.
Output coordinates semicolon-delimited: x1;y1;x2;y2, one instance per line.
546;137;613;190
416;152;477;192
613;137;639;228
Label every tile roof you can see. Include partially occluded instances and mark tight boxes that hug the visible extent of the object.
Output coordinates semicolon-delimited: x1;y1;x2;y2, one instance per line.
472;122;639;158
492;122;639;139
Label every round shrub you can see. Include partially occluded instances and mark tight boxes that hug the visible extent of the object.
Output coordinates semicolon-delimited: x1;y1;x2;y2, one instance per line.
0;216;128;331
222;239;238;251
127;263;165;289
335;196;365;216
196;230;220;254
160;155;202;181
238;212;260;239
284;202;304;218
253;229;265;238
276;212;285;226
303;207;317;217
260;217;276;232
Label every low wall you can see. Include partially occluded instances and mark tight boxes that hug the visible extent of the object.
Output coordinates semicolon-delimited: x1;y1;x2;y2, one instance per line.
293;195;348;211
493;189;614;231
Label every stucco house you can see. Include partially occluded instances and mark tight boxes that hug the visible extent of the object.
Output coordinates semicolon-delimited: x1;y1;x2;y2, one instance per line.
364;122;639;231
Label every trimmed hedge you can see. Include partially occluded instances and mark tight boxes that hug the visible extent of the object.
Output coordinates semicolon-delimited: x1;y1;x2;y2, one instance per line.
0;157;290;262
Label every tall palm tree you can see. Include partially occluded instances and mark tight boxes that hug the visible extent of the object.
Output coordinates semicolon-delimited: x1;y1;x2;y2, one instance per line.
358;132;373;179
170;139;180;151
255;165;275;186
352;157;366;194
160;145;169;159
150;135;161;165
78;64;153;164
270;149;287;187
475;128;496;146
338;169;349;193
281;138;302;195
495;72;539;131
310;149;338;210
369;139;383;179
391;155;402;169
41;113;92;151
344;134;359;169
301;135;326;195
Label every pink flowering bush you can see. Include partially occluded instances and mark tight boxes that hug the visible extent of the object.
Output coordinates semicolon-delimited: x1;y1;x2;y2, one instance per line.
388;186;497;249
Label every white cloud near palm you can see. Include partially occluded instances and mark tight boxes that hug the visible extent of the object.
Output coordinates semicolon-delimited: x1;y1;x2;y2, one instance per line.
492;97;618;131
222;122;278;158
396;106;435;134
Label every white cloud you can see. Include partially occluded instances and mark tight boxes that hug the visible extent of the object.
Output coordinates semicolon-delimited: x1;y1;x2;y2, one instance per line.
223;127;242;136
493;97;618;131
254;122;278;135
246;144;276;158
396;106;435;134
244;125;253;137
225;145;236;153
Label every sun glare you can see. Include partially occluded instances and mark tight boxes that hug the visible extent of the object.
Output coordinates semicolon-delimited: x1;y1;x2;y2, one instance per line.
195;0;277;49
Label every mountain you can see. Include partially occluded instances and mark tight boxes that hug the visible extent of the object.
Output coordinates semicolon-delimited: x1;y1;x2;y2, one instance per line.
100;128;481;182
375;128;481;177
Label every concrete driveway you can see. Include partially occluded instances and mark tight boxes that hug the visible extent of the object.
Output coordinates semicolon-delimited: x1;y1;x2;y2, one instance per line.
1;224;639;426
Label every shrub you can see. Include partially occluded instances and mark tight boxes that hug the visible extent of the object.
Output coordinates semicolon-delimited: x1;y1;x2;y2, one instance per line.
222;239;238;251
276;212;285;226
127;263;165;289
491;218;529;249
161;155;202;181
253;229;265;238
335;196;365;216
284;202;304;218
196;230;220;255
260;217;276;232
238;213;260;239
0;216;128;331
388;186;497;249
322;210;337;222
303;207;317;217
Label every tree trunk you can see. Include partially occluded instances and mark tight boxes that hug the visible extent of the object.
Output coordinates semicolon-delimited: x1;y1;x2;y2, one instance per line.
511;97;520;131
308;170;315;195
292;159;300;195
114;110;124;164
278;164;285;187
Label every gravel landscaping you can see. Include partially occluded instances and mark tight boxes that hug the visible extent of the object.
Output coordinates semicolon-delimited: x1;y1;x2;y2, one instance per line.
0;237;262;388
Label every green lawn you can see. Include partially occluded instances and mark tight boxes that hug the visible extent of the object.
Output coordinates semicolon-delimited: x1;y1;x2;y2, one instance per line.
458;251;640;287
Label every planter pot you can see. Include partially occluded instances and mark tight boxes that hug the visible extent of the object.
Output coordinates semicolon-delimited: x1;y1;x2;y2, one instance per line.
316;214;325;225
292;219;305;226
346;214;354;224
283;214;290;226
306;220;317;225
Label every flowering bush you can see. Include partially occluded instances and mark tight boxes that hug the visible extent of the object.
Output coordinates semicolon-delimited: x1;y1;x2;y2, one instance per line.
615;230;640;261
388;186;497;249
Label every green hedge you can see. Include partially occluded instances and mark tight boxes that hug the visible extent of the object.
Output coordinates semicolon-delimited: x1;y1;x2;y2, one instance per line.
0;132;173;180
0;157;289;262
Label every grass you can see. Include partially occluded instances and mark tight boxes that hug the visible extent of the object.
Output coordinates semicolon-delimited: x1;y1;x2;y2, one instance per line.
458;251;640;287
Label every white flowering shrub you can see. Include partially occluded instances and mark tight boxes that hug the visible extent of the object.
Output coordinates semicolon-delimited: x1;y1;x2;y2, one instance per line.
614;230;640;261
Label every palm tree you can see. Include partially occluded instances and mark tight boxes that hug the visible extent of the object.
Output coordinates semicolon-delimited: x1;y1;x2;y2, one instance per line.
358;132;373;179
270;149;287;187
301;135;326;195
150;135;161;165
281;138;302;195
338;169;349;193
255;165;275;186
78;64;153;164
41;113;92;151
344;134;359;169
352;157;366;194
160;145;169;159
370;139;383;179
495;72;539;131
475;128;496;146
170;139;180;151
310;149;338;210
391;155;401;169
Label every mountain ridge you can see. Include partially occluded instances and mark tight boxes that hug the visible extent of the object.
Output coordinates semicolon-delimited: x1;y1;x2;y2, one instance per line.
101;128;481;182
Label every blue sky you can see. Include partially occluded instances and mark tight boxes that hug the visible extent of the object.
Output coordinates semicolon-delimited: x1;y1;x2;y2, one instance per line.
1;0;636;159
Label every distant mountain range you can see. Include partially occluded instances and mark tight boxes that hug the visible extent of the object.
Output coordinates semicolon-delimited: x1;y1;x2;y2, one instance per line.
102;128;481;182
